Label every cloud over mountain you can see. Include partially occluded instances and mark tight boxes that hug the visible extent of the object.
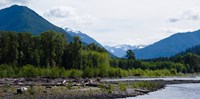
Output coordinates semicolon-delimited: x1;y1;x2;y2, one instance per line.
0;0;31;5
162;27;195;34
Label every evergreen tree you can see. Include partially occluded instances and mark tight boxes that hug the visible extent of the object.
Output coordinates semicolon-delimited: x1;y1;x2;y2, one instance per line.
0;32;19;65
40;31;66;67
126;50;135;60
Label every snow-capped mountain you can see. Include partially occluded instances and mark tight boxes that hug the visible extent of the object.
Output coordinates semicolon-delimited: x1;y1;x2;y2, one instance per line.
65;28;103;47
65;28;117;57
105;44;146;57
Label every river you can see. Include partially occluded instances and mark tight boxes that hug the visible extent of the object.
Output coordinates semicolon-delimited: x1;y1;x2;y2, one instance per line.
128;83;200;99
103;77;200;99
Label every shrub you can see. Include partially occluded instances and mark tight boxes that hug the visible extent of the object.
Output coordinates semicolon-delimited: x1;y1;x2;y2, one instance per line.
83;67;94;78
119;83;127;91
69;69;82;78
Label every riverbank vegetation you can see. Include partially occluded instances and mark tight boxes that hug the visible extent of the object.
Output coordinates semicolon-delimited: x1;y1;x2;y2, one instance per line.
0;31;200;78
0;78;165;99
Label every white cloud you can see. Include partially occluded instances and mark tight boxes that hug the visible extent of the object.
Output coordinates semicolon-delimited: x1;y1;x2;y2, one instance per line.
162;27;195;34
169;7;200;23
2;0;200;46
0;0;29;5
0;0;9;5
158;27;198;40
10;0;28;3
0;0;35;8
43;6;98;31
102;38;145;46
44;6;77;18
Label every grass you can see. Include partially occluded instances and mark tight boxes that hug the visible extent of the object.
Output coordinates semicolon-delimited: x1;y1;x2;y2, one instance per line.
119;83;127;91
107;84;114;93
0;85;102;98
0;81;164;98
132;81;161;89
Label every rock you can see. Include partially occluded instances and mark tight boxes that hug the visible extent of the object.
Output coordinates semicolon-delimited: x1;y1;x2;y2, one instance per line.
17;87;28;94
61;80;68;85
73;83;82;86
126;89;135;94
17;82;24;85
74;78;82;83
135;89;149;94
96;78;101;83
84;79;93;84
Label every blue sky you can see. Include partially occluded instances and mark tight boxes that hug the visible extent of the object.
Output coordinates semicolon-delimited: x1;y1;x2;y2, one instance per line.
1;0;200;46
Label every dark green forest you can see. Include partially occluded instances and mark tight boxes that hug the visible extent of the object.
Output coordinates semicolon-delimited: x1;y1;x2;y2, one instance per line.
0;31;200;78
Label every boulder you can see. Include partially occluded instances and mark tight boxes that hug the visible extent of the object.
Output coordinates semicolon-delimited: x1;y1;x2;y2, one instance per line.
17;87;28;94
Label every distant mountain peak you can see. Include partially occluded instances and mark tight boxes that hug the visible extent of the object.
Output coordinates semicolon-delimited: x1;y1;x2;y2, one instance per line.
105;44;146;57
10;4;26;8
0;4;74;41
0;4;107;46
5;4;32;13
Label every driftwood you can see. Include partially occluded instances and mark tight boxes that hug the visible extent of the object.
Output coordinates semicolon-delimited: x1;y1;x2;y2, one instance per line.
135;89;149;94
85;83;99;87
0;78;104;88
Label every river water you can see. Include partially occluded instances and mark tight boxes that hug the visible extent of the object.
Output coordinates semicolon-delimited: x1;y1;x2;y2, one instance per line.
103;77;200;99
128;83;200;99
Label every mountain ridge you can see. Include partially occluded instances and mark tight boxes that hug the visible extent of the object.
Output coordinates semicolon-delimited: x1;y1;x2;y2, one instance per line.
105;44;146;57
65;28;103;47
0;5;73;41
134;30;200;59
0;5;115;57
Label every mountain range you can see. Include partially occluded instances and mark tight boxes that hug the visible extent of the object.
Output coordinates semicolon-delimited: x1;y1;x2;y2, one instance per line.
134;30;200;59
65;28;103;47
0;4;105;47
1;5;200;59
105;44;146;57
0;5;114;56
0;5;75;41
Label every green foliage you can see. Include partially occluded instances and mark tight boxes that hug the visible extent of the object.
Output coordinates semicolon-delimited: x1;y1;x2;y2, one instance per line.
83;67;94;78
69;69;82;78
81;50;110;69
107;84;114;93
40;31;66;67
119;83;127;91
0;32;19;65
132;81;160;89
128;69;173;77
2;83;9;92
126;50;135;60
1;31;200;78
66;81;73;90
84;43;106;52
22;64;37;77
0;64;184;78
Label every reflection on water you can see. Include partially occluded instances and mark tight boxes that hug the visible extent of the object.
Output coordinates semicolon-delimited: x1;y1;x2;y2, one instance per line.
128;83;200;99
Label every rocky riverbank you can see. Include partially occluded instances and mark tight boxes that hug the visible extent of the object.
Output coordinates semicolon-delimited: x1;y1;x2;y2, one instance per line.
1;77;200;99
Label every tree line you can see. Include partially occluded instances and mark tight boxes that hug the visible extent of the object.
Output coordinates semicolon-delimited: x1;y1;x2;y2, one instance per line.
0;31;108;69
1;31;200;78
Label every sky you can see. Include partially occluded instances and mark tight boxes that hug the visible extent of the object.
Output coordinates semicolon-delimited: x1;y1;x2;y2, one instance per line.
1;0;200;46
